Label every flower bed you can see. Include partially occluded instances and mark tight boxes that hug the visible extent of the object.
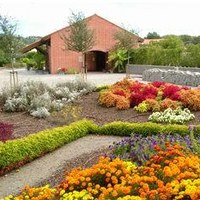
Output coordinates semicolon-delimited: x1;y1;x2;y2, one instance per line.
98;79;200;112
4;144;200;200
107;132;200;166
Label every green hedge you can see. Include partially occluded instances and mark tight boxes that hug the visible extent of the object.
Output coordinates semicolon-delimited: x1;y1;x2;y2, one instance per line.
0;120;199;171
97;121;195;136
0;120;97;169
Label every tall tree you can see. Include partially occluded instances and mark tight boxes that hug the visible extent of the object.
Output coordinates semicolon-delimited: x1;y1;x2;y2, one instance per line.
114;29;137;50
111;28;138;71
146;32;160;39
0;15;20;65
62;12;95;79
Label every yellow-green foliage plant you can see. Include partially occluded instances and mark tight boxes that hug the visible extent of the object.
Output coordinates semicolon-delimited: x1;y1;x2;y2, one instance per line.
0;119;97;173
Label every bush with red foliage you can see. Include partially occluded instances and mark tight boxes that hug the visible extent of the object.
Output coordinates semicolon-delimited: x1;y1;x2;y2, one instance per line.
162;85;181;100
130;92;146;107
142;85;158;96
151;81;167;88
130;84;158;107
129;82;144;92
0;122;14;142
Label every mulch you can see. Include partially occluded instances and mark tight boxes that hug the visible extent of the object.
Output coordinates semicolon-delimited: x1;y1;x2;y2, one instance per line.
1;92;200;140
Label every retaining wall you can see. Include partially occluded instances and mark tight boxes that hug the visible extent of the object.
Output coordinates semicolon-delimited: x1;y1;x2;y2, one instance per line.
126;64;200;75
142;68;200;86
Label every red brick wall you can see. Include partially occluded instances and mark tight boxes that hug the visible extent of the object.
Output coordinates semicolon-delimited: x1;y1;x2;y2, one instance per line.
50;29;81;74
49;15;139;74
86;52;96;71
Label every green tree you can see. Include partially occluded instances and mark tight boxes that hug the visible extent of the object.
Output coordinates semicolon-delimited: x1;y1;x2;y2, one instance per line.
192;36;200;45
180;44;200;67
21;51;45;70
114;29;137;50
62;11;95;79
113;29;137;65
0;15;21;66
146;32;160;39
179;35;194;45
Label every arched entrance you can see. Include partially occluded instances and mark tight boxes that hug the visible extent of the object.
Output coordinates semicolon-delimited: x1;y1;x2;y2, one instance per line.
86;50;108;71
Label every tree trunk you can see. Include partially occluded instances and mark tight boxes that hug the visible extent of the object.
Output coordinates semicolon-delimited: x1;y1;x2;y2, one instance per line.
82;52;87;80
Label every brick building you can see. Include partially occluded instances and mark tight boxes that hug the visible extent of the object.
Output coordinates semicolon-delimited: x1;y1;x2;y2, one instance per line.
22;14;143;74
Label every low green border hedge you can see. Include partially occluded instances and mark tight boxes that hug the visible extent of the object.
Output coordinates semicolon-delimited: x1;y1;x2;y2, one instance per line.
0;120;97;169
0;119;199;171
98;121;192;136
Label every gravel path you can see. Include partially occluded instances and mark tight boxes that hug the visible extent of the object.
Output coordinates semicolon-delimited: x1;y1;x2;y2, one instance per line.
0;135;124;198
0;68;143;90
0;68;128;89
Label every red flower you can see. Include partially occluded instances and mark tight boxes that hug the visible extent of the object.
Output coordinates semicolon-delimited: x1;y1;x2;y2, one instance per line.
152;81;166;88
130;92;146;107
130;82;144;92
162;85;181;100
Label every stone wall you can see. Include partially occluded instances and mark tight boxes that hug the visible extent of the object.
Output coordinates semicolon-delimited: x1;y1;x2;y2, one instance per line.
142;68;200;86
126;64;200;75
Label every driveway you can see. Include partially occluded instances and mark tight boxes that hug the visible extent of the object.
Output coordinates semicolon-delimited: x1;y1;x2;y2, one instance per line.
0;68;133;90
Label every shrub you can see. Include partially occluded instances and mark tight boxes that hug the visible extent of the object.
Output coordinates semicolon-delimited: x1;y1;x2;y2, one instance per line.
144;98;161;111
112;79;135;91
162;84;181;100
134;99;161;113
180;89;200;111
160;98;182;110
0;120;97;172
113;89;126;97
31;107;50;118
149;108;195;124
0;122;14;142
99;121;164;137
142;84;158;97
151;81;166;88
116;96;130;110
130;92;146;107
1;79;95;118
30;92;52;111
98;91;118;107
129;81;144;92
134;102;148;112
4;96;28;112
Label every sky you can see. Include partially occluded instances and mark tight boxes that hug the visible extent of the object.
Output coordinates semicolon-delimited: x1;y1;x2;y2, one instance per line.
0;0;200;38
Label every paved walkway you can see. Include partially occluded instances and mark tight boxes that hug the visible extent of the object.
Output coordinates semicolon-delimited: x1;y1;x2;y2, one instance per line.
0;135;124;198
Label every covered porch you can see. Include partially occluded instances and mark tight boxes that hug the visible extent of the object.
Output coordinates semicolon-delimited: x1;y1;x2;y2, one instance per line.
21;35;51;73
